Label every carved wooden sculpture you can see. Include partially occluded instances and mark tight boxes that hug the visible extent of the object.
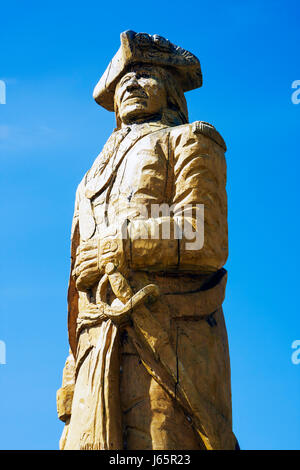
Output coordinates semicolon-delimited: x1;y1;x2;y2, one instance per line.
57;30;237;450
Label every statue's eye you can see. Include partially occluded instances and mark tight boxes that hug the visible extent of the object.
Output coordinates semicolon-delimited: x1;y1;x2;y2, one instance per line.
120;76;132;87
136;73;149;79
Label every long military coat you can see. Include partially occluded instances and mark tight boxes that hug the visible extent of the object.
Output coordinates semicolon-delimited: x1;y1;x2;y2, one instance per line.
58;120;237;450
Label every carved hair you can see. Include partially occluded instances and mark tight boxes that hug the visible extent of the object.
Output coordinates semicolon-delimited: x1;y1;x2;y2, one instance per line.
114;64;189;129
158;66;189;126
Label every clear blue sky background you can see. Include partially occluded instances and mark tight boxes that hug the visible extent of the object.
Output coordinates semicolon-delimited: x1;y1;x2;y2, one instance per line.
0;0;299;450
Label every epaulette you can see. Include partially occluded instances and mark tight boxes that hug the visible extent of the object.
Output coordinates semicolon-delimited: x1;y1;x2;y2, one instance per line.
192;121;227;152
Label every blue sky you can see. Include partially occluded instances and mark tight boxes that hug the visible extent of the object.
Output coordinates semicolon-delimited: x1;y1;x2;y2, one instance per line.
0;0;299;450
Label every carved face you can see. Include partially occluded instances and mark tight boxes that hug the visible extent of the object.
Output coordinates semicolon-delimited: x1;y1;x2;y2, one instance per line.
114;65;168;124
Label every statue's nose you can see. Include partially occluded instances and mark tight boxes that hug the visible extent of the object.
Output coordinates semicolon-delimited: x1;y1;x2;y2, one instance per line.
126;81;141;92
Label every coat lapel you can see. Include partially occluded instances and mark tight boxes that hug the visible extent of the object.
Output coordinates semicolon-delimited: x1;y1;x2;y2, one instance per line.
84;123;165;200
79;123;167;241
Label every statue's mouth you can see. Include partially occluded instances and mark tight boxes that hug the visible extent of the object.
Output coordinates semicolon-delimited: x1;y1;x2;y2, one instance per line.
122;89;148;103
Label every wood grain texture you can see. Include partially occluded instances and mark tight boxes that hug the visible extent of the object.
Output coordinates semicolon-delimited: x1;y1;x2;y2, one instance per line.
57;31;237;450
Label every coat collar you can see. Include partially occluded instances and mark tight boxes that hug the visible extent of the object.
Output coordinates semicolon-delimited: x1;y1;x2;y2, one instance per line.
84;122;167;200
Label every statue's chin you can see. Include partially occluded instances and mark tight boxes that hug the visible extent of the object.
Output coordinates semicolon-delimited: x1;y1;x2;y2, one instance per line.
120;104;148;123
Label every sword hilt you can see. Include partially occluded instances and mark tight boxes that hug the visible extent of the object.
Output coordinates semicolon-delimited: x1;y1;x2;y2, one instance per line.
93;263;159;325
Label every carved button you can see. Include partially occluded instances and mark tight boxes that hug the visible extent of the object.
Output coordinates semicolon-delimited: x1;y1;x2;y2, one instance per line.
101;240;118;253
109;240;118;252
102;241;111;253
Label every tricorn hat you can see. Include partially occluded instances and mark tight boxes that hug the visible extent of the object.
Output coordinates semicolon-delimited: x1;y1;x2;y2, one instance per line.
93;30;202;111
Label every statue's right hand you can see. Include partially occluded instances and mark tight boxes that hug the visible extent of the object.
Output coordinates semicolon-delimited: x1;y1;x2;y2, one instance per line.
72;240;100;291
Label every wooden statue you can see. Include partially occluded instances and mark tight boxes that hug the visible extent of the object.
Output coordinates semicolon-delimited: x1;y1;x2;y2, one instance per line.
57;30;237;450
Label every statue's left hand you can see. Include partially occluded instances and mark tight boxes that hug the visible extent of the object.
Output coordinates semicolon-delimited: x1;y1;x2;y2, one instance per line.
73;239;100;291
